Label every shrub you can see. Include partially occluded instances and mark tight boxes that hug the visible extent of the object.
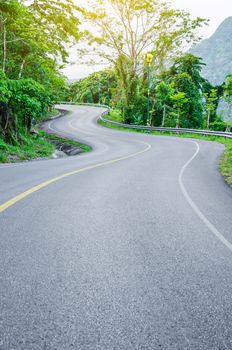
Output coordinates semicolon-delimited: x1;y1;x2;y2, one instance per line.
210;120;227;131
8;78;51;131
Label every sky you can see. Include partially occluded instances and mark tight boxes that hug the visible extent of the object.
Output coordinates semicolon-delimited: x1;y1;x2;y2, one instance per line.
62;0;232;80
172;0;232;37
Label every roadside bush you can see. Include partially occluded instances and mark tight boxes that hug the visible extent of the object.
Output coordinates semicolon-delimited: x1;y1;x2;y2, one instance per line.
210;120;227;131
0;74;52;144
8;79;51;131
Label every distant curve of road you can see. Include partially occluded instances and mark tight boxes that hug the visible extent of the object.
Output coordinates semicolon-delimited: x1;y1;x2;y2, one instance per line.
0;105;232;350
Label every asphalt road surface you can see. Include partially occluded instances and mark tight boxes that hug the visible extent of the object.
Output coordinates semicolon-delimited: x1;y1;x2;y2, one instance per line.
1;105;232;350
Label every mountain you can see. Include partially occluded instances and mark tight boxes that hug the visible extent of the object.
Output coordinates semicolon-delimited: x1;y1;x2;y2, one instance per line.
191;17;232;85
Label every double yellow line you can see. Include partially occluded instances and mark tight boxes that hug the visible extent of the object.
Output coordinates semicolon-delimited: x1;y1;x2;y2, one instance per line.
0;142;151;213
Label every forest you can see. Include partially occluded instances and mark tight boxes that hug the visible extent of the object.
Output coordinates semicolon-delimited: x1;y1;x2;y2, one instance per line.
1;0;232;162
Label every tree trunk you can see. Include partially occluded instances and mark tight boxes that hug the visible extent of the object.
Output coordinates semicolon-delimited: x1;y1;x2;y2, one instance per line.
207;110;210;129
176;110;180;128
228;101;232;119
162;104;166;127
3;23;6;73
18;59;26;79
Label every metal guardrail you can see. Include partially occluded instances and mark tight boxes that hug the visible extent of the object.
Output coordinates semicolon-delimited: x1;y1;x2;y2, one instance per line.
100;117;232;139
57;102;232;139
58;101;110;109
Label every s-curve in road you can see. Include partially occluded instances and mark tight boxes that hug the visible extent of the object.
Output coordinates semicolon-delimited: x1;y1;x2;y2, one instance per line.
0;105;232;350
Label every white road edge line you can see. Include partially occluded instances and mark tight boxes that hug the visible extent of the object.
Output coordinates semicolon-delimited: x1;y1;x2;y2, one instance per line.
178;140;232;253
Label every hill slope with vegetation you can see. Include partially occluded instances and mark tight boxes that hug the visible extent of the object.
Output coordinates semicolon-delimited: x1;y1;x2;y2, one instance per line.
0;0;80;161
191;17;232;85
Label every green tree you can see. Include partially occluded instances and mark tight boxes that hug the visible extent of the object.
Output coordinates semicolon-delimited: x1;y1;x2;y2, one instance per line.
171;91;189;128
171;72;202;128
0;0;80;80
203;89;218;129
26;0;81;61
81;0;207;123
168;55;205;128
8;78;50;131
202;79;223;122
0;70;11;103
224;74;232;119
69;69;116;105
0;0;80;147
155;81;174;126
169;54;205;88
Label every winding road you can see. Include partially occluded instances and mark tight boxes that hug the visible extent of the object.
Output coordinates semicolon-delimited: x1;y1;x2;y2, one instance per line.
1;105;232;350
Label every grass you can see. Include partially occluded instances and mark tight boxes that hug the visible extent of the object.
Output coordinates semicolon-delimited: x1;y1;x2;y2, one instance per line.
0;130;92;163
0;134;55;163
0;131;91;163
0;109;60;163
220;141;232;186
39;131;91;153
45;108;61;119
98;116;232;187
0;107;91;163
107;109;123;123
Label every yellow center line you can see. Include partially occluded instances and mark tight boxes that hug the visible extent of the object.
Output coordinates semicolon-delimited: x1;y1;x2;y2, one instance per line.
0;142;151;213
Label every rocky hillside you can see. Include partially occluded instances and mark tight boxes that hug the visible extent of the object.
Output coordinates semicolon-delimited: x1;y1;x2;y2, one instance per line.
191;17;232;85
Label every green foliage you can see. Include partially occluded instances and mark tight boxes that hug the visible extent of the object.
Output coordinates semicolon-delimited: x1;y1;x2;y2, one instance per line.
108;109;123;123
203;88;218;128
151;54;206;128
169;54;205;88
202;79;223;122
224;75;232;101
209;120;227;131
0;132;55;163
39;131;91;153
220;139;232;186
81;0;207;125
113;55;147;124
0;0;79;156
0;70;11;102
69;69;116;105
0;74;52;144
154;81;174;126
170;91;189;127
167;55;204;128
0;0;80;78
83;0;207;68
223;74;232;119
8;78;50;130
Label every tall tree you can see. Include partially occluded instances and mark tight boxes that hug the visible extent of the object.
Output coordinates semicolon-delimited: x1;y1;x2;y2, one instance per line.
80;0;208;122
155;81;174;126
0;0;81;146
204;89;218;129
169;54;205;88
224;74;232;119
0;0;81;80
171;91;189;128
69;69;116;104
168;55;205;128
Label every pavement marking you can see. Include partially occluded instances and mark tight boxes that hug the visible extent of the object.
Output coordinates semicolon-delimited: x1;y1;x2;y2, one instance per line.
178;141;232;253
0;142;151;213
68;118;96;136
